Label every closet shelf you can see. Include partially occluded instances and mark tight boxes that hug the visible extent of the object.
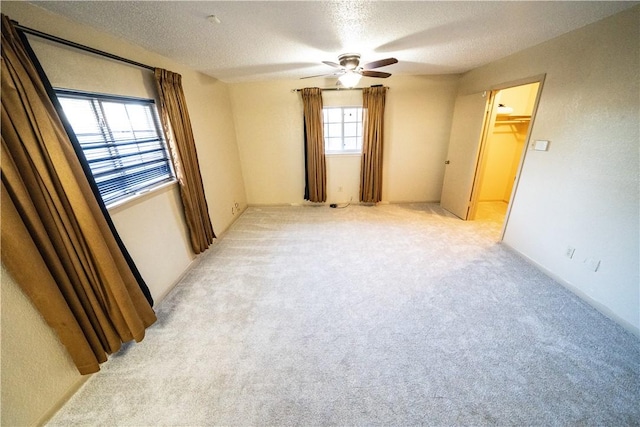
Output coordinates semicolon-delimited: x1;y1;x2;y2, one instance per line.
495;114;530;124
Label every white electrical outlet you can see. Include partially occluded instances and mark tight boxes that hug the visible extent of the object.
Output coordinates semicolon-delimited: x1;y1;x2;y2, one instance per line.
565;246;576;259
584;258;601;272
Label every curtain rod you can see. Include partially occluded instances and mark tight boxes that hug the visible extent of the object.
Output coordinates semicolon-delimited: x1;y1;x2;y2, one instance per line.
291;86;389;93
12;21;155;72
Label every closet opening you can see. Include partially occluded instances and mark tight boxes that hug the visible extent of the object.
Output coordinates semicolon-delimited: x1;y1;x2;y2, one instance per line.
470;82;540;229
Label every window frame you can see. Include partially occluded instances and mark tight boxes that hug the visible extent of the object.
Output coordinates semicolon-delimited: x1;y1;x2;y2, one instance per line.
323;106;364;155
55;89;176;208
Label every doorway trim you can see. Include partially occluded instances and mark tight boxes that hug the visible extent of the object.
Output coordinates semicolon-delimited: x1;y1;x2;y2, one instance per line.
468;74;546;239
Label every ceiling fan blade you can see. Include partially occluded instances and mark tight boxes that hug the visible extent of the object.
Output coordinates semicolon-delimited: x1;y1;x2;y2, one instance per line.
363;57;398;70
300;73;339;79
322;61;343;69
360;70;392;78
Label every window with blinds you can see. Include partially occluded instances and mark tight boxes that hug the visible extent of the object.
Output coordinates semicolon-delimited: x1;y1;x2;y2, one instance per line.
56;90;175;207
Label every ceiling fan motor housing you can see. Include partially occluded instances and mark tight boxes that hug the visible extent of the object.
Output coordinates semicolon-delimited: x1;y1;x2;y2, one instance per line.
338;53;361;70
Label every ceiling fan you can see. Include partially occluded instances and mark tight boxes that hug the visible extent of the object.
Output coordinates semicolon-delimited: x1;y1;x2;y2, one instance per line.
301;53;398;87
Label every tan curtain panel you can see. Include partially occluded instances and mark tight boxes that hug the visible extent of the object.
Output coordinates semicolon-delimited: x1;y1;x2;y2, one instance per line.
301;87;326;203
360;86;388;203
154;69;215;254
1;15;157;375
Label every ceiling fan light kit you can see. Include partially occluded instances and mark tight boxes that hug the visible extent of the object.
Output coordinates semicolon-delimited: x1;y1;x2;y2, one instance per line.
302;52;398;87
338;71;362;88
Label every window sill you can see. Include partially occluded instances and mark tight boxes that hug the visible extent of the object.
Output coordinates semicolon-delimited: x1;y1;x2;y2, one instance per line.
106;180;178;213
325;151;362;157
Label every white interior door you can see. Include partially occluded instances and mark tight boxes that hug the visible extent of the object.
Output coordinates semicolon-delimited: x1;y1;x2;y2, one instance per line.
440;92;491;219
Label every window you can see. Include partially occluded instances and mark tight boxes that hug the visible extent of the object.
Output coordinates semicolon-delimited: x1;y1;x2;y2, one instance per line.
323;107;363;153
56;90;174;206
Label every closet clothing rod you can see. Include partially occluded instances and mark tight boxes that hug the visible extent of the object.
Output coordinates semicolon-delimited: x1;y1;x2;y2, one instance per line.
291;86;389;93
13;21;155;72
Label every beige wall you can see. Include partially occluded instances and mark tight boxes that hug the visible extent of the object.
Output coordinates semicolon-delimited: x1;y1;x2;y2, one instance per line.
0;2;246;425
1;267;83;427
108;185;194;300
459;6;639;334
229;74;460;205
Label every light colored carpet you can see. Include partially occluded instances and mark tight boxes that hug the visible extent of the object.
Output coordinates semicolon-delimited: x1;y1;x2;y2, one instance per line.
48;204;640;426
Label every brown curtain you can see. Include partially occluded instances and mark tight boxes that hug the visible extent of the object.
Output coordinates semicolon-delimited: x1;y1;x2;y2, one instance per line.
154;69;215;254
1;15;157;375
301;87;326;202
360;86;388;203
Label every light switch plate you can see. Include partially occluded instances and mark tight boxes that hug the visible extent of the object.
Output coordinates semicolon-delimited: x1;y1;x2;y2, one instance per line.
534;140;550;151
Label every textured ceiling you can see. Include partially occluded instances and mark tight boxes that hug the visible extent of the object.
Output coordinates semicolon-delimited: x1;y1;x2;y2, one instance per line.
28;1;637;83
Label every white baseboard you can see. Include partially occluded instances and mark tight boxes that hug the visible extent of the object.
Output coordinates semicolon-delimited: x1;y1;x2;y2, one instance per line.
38;372;91;426
502;242;640;339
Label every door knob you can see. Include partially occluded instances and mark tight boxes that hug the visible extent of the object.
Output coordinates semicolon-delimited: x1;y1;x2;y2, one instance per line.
445;160;450;164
